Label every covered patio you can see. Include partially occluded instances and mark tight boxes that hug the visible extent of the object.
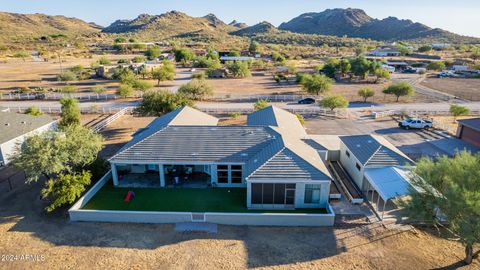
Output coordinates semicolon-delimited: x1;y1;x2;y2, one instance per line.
114;163;213;188
363;167;414;221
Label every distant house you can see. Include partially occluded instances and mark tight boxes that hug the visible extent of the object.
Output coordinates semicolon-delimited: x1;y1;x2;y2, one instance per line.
96;64;130;78
456;118;480;148
432;43;450;49
370;46;401;57
386;61;409;71
219;56;254;63
0;112;56;166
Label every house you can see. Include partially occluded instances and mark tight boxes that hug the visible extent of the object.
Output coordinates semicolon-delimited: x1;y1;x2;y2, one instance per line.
96;64;130;78
219;56;254;63
370;46;401;57
108;106;332;211
0;112;56;166
386;61;409;71
456;118;480;148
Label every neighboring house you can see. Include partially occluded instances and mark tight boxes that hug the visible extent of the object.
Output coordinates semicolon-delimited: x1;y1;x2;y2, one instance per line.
370;46;401;57
109;106;332;210
386;61;409;71
219;56;254;63
96;64;130;78
0;112;56;165
456;118;480;148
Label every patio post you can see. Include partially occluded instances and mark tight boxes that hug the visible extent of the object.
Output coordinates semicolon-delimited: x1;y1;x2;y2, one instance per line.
159;164;165;187
111;163;119;186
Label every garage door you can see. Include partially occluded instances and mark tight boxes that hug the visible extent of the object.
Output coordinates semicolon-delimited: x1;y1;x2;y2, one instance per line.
461;126;480;148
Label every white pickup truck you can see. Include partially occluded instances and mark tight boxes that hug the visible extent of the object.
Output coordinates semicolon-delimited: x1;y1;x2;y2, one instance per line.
399;118;433;129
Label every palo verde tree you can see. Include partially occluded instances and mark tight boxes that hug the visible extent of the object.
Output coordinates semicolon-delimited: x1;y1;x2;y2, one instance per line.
59;97;81;128
449;104;470;122
358;87;375;103
135;90;193;116
11;125;103;212
152;60;176;85
400;151;480;265
225;61;251;78
300;74;333;96
320;94;349;111
178;79;213;100
382;81;415;102
174;47;195;64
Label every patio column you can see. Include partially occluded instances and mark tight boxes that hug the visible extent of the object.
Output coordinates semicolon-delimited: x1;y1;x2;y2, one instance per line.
211;165;218;184
159;164;165;187
111;163;119;186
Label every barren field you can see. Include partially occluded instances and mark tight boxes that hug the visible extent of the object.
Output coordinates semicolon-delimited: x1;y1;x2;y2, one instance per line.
421;77;480;101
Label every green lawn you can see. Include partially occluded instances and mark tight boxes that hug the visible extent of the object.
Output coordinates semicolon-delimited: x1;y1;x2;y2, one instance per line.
82;184;327;214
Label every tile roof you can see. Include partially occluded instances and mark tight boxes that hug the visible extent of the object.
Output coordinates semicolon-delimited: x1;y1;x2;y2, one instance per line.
247;106;307;137
340;135;413;167
0;112;55;144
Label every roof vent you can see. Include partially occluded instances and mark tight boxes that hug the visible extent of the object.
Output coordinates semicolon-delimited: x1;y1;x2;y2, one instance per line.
284;156;292;160
21;121;27;124
367;140;373;143
253;159;258;163
241;153;248;157
356;144;361;148
191;152;198;156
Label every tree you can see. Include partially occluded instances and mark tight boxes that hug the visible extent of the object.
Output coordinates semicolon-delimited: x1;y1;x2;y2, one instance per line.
135;90;193;116
117;84;134;98
272;51;286;63
350;56;372;79
400;152;480;265
300;74;333;95
374;68;390;83
178;79;213;100
339;59;351;78
355;44;366;56
42;171;92;212
229;50;241;57
249;40;259;55
11;125;103;211
418;45;432;53
358;87;375;102
57;71;78;82
449;104;470;122
427;61;446;71
152;60;176;85
225;61;251;78
174;48;194;64
132;56;147;63
98;56;111;65
323;58;341;78
59;98;80;127
132;80;153;92
382;82;415;102
25;106;43;116
397;45;412;55
145;45;161;60
254;99;270;111
320;94;349;111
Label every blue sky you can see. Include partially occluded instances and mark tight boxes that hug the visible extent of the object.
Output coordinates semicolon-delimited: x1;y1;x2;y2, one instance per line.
1;0;479;37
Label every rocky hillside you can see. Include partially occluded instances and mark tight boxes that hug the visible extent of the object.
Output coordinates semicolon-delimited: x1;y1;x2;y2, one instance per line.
231;21;278;36
0;12;101;42
228;20;248;29
102;11;238;43
279;8;480;43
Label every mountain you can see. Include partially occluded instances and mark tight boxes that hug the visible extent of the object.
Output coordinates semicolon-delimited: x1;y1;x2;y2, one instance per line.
231;21;278;36
0;12;102;42
102;11;238;43
228;20;248;29
279;8;479;42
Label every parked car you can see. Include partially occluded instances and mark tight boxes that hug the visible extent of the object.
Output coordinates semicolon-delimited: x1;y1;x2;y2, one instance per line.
399;118;433;129
298;97;316;104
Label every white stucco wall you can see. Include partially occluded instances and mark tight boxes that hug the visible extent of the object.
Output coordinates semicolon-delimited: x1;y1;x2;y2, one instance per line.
0;121;56;165
339;142;365;189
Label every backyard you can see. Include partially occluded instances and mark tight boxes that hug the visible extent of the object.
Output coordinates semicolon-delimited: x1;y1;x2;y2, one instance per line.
82;183;327;213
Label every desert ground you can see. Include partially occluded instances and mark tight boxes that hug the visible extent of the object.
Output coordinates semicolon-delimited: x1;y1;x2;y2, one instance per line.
421;77;480;101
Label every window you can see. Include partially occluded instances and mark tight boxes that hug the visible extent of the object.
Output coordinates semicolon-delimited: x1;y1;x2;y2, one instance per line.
231;165;243;183
346;150;350;158
304;184;321;204
251;183;295;205
251;183;263;204
274;184;286;204
262;184;274;204
217;165;228;183
356;163;361;171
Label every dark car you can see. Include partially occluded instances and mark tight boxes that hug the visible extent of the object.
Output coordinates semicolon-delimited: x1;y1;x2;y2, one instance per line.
298;97;316;104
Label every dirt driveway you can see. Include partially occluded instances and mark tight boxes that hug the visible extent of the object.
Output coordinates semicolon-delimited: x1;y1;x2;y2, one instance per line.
0;174;478;270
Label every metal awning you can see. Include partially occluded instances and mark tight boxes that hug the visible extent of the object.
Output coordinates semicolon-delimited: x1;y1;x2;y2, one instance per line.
364;167;413;202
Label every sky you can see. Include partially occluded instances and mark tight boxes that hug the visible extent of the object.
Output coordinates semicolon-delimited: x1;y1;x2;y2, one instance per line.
1;0;479;37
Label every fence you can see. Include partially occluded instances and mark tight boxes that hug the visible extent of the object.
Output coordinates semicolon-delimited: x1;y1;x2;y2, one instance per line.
2;105;133;114
0;92;123;101
92;107;134;132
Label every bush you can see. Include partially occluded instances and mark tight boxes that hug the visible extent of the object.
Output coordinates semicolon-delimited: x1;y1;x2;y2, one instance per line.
25;106;43;116
254;99;270;111
191;72;206;80
427;61;446;71
320;94;349;111
117;84;134;98
300;74;333;95
383;82;415;102
145;46;162;60
135;90;194;116
178;79;213;100
92;86;107;94
294;112;305;126
132;80;153;92
132;56;146;63
60;85;78;93
98;57;111;65
57;71;77;82
358;87;375;102
229;112;241;118
225;61;251;78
